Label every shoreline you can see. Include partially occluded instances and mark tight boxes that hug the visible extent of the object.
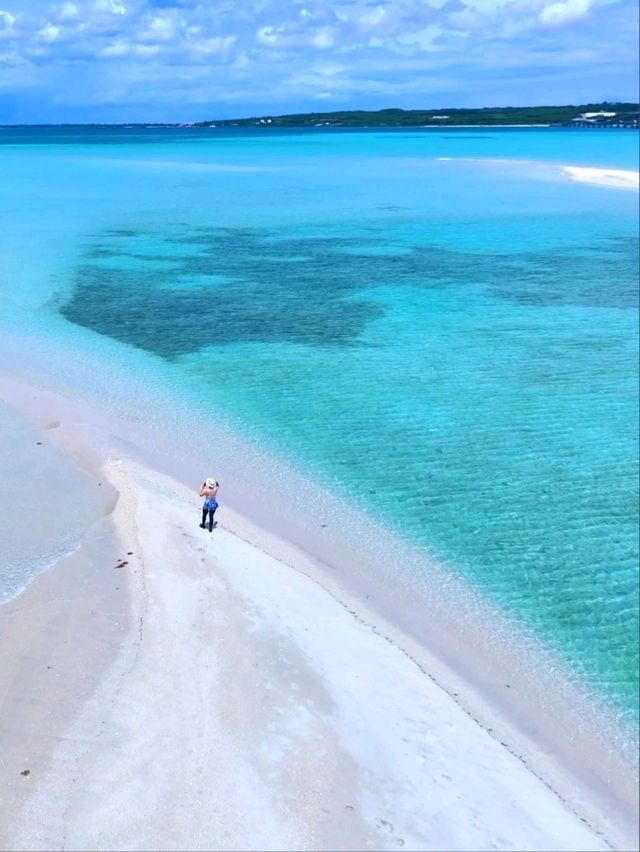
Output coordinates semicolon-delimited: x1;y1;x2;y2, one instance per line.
0;374;638;850
0;501;132;848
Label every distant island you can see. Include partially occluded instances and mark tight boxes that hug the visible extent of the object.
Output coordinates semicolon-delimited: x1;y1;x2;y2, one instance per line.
194;103;639;129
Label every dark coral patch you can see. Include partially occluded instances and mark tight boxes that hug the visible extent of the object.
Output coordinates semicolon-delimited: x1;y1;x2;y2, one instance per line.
60;226;638;359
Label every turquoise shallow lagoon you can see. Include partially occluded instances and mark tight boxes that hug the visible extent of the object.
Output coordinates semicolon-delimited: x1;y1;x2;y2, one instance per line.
1;126;638;734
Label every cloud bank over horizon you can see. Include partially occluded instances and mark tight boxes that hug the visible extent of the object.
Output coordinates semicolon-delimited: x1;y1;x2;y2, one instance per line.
0;0;637;123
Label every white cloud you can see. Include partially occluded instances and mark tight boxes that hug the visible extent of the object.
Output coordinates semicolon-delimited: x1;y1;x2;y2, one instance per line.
0;48;19;64
314;61;346;76
191;35;237;56
140;13;178;42
231;51;250;69
256;25;280;45
539;0;592;25
99;39;160;58
461;0;516;13
59;3;78;21
134;42;159;57
94;0;126;15
98;37;129;57
447;8;485;30
0;9;15;28
37;23;61;42
359;5;386;26
312;27;334;48
397;24;444;51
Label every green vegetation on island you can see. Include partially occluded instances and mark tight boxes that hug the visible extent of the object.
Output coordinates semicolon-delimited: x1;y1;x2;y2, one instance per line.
197;103;639;128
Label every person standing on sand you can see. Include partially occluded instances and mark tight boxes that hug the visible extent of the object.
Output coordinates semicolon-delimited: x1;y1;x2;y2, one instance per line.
199;478;219;532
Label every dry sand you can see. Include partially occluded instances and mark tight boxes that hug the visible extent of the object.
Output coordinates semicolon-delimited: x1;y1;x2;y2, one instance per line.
0;449;623;851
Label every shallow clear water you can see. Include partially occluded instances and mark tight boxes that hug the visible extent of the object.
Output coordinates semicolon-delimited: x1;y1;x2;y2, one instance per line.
0;126;638;728
0;400;112;603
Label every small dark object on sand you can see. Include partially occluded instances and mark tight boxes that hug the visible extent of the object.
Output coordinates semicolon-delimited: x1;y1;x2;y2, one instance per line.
114;560;129;569
36;442;42;446
21;770;30;777
127;551;134;555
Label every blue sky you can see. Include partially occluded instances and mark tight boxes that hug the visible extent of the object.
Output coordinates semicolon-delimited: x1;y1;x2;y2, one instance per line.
0;0;637;123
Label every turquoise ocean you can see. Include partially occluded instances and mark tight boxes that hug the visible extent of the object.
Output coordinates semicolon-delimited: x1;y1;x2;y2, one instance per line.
0;126;638;739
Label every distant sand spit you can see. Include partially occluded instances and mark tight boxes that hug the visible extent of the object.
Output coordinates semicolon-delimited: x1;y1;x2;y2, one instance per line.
560;166;640;190
434;156;640;191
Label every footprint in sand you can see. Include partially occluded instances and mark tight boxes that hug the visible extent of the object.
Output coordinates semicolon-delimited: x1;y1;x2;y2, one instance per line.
374;818;394;834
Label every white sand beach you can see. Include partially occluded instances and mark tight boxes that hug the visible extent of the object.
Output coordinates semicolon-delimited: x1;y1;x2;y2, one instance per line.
1;381;638;852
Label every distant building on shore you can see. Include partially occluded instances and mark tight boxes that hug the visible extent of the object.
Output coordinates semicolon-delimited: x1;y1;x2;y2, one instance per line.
564;110;638;128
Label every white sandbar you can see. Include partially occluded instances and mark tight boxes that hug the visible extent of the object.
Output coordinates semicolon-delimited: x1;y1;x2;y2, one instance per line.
1;448;620;851
560;166;639;190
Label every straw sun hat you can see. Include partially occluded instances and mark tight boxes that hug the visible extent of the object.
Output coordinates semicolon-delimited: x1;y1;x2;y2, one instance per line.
205;478;217;488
